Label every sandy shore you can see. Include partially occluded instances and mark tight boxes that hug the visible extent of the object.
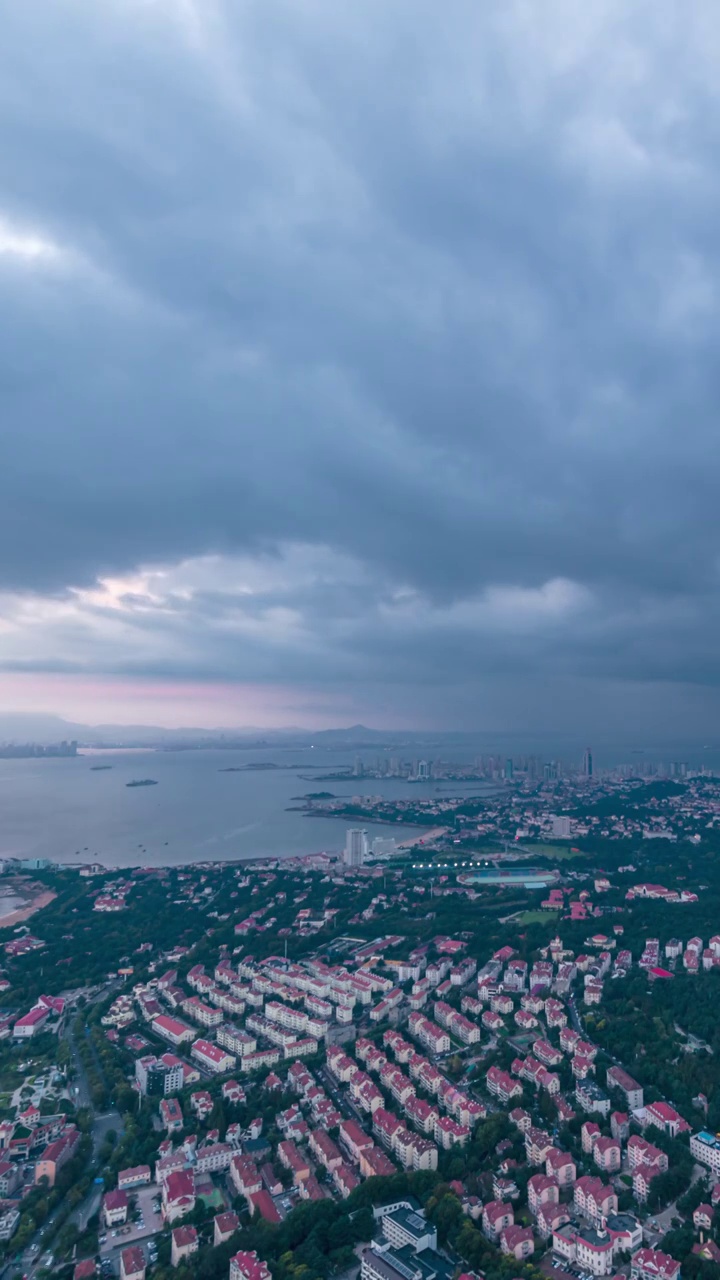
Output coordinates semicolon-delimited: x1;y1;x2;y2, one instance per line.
0;889;56;930
396;826;449;849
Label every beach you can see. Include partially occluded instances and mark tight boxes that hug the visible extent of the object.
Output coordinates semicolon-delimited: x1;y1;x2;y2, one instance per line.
0;885;57;928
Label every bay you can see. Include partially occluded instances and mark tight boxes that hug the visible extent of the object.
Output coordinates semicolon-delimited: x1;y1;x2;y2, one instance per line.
0;747;494;869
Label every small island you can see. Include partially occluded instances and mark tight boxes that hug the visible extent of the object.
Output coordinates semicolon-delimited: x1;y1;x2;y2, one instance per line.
126;779;158;788
291;791;337;800
219;762;279;772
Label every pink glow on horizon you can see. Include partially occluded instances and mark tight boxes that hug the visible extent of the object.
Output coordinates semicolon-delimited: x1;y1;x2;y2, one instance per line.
0;673;362;729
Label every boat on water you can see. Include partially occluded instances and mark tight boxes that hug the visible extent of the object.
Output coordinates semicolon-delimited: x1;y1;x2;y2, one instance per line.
126;779;158;788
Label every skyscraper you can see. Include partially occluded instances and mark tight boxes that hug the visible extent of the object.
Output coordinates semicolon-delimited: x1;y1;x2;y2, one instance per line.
416;760;430;781
583;747;593;778
344;829;369;866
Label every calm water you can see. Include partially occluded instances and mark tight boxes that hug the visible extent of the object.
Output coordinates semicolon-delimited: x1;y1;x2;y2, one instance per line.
0;894;24;917
0;748;495;869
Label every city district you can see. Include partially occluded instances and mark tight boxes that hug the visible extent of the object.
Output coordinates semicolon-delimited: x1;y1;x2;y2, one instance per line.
0;785;720;1280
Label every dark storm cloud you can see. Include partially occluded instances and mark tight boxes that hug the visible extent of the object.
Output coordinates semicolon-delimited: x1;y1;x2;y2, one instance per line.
1;0;720;724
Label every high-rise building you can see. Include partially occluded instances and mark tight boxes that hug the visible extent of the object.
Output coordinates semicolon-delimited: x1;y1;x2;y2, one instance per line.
344;829;369;866
505;758;513;779
135;1056;183;1097
583;747;593;778
371;837;397;859
416;760;430;781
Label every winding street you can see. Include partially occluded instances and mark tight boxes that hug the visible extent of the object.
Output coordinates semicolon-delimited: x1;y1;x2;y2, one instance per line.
17;992;124;1280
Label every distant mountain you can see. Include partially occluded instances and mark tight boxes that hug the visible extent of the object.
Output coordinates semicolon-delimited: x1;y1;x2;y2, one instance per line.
0;714;669;758
0;713;89;743
308;724;389;741
0;713;404;748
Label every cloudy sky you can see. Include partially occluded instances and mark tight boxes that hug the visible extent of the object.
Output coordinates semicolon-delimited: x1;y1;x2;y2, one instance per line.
1;0;720;734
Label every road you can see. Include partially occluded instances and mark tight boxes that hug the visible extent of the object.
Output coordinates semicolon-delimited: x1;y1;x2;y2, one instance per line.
65;999;123;1158
644;1162;708;1244
567;990;621;1066
319;1066;367;1127
567;992;585;1038
18;990;124;1280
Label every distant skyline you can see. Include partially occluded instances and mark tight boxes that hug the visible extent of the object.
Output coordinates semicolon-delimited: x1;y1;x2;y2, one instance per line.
2;4;720;734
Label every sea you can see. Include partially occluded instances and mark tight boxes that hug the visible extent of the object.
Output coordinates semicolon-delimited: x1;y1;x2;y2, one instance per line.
0;747;497;870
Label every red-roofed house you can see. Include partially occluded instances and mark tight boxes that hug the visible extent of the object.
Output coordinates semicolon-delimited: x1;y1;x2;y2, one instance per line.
574;1176;617;1222
360;1147;396;1178
159;1098;183;1132
214;1211;240;1245
230;1252;271;1280
74;1262;96;1280
334;1162;360;1198
482;1200;514;1239
694;1241;720;1264
191;1039;235;1074
693;1203;714;1231
118;1165;151;1190
104;1189;129;1227
278;1139;310;1184
230;1155;261;1199
528;1174;559;1215
13;1006;50;1038
120;1247;146;1280
500;1225;534;1261
537;1204;570;1239
642;1101;690;1137
35;1128;80;1187
546;1148;576;1186
171;1226;198;1268
582;1122;600;1153
594;1136;621;1173
153;1015;194;1046
248;1191;282;1224
486;1066;522;1105
630;1248;680;1280
611;1111;630;1141
308;1129;343;1171
338;1119;374;1162
628;1135;668;1172
162;1170;195;1223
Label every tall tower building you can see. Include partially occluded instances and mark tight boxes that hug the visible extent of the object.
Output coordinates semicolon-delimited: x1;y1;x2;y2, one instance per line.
583;747;593;778
344;829;368;866
417;760;430;781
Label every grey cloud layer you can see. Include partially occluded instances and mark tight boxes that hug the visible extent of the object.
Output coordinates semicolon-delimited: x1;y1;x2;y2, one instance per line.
1;0;720;725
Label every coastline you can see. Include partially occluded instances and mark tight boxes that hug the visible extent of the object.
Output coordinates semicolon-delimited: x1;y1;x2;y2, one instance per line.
395;826;449;848
0;748;456;868
296;807;443;830
0;888;57;930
